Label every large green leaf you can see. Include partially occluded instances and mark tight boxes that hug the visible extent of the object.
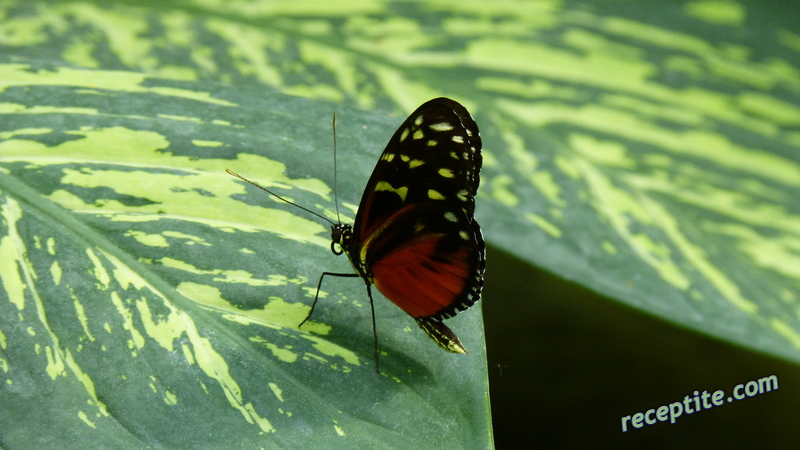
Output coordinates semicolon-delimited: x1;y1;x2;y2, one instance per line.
2;0;800;446
0;65;491;447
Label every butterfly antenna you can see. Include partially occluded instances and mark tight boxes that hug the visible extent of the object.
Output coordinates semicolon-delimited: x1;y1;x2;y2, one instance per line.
332;112;343;225
226;169;334;226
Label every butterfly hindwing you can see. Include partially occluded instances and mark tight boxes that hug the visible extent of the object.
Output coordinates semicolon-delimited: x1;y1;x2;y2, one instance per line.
367;202;483;318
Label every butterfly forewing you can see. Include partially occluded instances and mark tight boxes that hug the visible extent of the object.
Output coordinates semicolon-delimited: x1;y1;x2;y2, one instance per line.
344;98;485;351
353;98;482;241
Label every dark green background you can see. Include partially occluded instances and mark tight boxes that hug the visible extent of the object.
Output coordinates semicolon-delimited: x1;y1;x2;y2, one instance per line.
486;249;798;448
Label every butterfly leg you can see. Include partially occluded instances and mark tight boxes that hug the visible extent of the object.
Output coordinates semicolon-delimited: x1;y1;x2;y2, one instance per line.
299;272;360;327
298;272;383;373
364;283;381;373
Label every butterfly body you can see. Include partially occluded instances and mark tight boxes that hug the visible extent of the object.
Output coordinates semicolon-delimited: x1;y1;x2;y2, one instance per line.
330;97;485;353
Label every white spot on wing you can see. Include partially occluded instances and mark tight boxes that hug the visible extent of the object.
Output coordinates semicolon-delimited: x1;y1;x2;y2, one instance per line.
429;122;454;132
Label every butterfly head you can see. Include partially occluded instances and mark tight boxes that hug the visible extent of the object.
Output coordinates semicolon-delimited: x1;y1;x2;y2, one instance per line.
330;223;353;256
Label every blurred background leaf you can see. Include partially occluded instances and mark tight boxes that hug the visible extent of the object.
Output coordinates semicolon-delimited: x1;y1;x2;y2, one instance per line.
1;0;799;447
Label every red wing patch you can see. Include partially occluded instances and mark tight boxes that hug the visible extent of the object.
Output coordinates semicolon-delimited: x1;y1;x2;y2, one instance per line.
371;235;472;318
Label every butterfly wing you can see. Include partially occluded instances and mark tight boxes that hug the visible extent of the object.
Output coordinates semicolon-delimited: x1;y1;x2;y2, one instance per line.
353;98;481;239
368;202;485;353
346;98;485;351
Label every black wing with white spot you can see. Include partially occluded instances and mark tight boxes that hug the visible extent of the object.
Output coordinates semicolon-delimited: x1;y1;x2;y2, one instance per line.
352;98;482;241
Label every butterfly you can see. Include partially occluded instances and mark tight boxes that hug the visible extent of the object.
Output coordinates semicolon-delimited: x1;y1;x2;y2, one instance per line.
229;97;485;365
